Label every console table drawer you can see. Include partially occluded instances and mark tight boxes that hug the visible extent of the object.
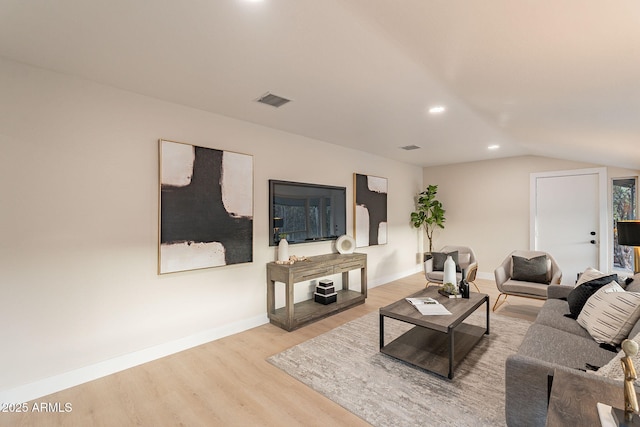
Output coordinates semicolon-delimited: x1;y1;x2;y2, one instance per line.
334;260;365;273
292;266;335;282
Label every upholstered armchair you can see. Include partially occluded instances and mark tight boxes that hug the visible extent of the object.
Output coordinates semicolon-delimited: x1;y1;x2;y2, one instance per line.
493;250;563;311
424;245;480;292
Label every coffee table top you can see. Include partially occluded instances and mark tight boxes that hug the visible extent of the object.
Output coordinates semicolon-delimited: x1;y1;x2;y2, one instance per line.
379;287;489;333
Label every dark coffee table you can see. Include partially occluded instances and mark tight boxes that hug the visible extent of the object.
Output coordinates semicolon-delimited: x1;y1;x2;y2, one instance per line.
379;287;489;379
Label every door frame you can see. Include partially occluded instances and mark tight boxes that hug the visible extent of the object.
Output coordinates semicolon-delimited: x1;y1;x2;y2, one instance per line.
530;167;608;272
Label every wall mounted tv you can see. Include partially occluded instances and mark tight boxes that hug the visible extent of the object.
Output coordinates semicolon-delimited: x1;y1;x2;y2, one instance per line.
269;180;347;246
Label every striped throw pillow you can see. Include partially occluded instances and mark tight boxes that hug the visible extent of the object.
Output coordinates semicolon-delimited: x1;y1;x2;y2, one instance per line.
577;281;640;345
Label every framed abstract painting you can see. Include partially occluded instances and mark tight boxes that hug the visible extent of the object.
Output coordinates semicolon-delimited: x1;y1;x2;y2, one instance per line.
354;173;388;247
159;139;253;274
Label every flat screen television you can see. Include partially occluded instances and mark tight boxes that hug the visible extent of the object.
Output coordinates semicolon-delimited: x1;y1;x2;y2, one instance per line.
269;180;347;246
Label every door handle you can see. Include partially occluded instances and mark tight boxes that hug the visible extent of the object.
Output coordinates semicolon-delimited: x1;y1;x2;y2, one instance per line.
590;231;596;236
590;240;596;244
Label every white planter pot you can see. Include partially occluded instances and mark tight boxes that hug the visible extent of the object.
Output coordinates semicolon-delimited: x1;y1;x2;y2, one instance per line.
278;238;289;262
443;255;457;289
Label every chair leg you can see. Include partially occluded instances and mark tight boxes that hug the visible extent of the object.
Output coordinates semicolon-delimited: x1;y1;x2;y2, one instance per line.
493;293;508;312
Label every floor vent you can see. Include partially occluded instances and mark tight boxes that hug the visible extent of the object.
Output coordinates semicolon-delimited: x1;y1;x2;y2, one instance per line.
256;92;291;108
400;145;421;150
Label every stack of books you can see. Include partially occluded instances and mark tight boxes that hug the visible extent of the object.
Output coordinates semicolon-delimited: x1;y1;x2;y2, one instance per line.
405;297;452;315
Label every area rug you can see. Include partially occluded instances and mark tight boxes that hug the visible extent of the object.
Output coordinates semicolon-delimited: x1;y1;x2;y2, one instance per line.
267;310;531;427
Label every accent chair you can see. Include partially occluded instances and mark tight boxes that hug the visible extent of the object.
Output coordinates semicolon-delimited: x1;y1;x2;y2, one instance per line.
424;245;480;292
493;249;562;311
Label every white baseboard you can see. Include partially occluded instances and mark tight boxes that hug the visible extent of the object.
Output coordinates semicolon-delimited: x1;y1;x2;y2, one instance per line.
0;314;269;404
477;271;494;280
368;266;423;288
1;267;477;404
392;267;494;283
372;267;494;288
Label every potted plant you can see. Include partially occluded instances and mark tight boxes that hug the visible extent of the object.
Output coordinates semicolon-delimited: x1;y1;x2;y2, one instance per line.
410;184;446;253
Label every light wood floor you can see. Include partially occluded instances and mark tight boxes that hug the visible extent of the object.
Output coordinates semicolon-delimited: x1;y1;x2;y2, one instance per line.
1;273;543;427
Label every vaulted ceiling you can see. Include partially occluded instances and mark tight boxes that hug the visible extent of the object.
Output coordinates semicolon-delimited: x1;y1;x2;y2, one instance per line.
1;0;639;168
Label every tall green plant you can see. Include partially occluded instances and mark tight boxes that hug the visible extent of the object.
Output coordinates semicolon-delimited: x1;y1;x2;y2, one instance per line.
410;185;446;253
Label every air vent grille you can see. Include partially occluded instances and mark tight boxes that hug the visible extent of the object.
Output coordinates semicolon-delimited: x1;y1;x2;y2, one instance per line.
256;92;291;108
400;145;421;151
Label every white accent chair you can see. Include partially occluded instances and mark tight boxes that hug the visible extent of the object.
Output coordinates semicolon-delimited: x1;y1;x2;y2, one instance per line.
424;245;480;292
493;250;563;311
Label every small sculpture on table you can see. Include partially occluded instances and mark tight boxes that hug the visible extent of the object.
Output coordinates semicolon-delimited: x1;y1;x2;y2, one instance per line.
597;339;640;427
275;255;309;265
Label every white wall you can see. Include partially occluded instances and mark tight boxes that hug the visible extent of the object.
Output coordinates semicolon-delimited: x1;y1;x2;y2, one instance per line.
423;156;639;278
0;58;423;401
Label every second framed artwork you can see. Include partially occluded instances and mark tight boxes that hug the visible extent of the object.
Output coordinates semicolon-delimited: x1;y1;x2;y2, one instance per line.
353;173;388;247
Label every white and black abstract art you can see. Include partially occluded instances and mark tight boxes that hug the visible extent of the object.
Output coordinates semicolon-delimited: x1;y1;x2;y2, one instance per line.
159;140;253;274
354;173;387;248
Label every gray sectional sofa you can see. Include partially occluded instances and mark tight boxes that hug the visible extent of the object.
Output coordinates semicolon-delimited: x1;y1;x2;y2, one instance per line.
505;278;640;426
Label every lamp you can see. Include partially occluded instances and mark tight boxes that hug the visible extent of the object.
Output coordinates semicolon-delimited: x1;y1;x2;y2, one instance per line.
617;220;640;274
273;217;284;243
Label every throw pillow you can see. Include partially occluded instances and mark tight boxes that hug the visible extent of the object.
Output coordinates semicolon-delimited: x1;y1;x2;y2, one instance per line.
576;267;612;287
577;281;640;345
596;332;640;380
566;273;620;319
431;251;459;271
511;255;549;284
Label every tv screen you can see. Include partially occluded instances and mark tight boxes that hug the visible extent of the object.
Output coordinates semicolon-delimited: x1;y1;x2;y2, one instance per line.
269;180;347;246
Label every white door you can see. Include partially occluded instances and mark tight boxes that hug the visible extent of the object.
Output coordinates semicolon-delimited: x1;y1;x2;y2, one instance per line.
531;168;608;285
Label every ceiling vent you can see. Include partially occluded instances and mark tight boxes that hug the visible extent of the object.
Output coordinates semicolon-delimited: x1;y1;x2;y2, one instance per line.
400;145;421;151
256;92;291;108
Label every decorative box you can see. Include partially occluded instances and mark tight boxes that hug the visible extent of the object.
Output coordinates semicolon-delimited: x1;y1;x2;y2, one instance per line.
314;292;337;305
316;286;335;295
316;279;335;295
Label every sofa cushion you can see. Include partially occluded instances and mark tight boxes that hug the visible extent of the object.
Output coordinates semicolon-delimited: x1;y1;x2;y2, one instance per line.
628;317;640;339
517;323;617;369
431;251;458;271
596;331;640;380
534;299;593;339
566;273;619;319
577;281;640;345
547;284;576;300
512;255;549;284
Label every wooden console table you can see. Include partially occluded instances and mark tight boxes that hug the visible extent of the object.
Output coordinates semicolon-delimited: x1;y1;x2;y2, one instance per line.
266;253;367;331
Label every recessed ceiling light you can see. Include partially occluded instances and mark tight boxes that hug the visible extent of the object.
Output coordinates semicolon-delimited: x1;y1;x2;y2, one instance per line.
428;106;446;114
488;144;500;150
400;145;421;151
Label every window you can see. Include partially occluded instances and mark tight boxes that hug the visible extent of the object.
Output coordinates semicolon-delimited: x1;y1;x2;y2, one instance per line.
613;178;637;271
274;196;333;243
